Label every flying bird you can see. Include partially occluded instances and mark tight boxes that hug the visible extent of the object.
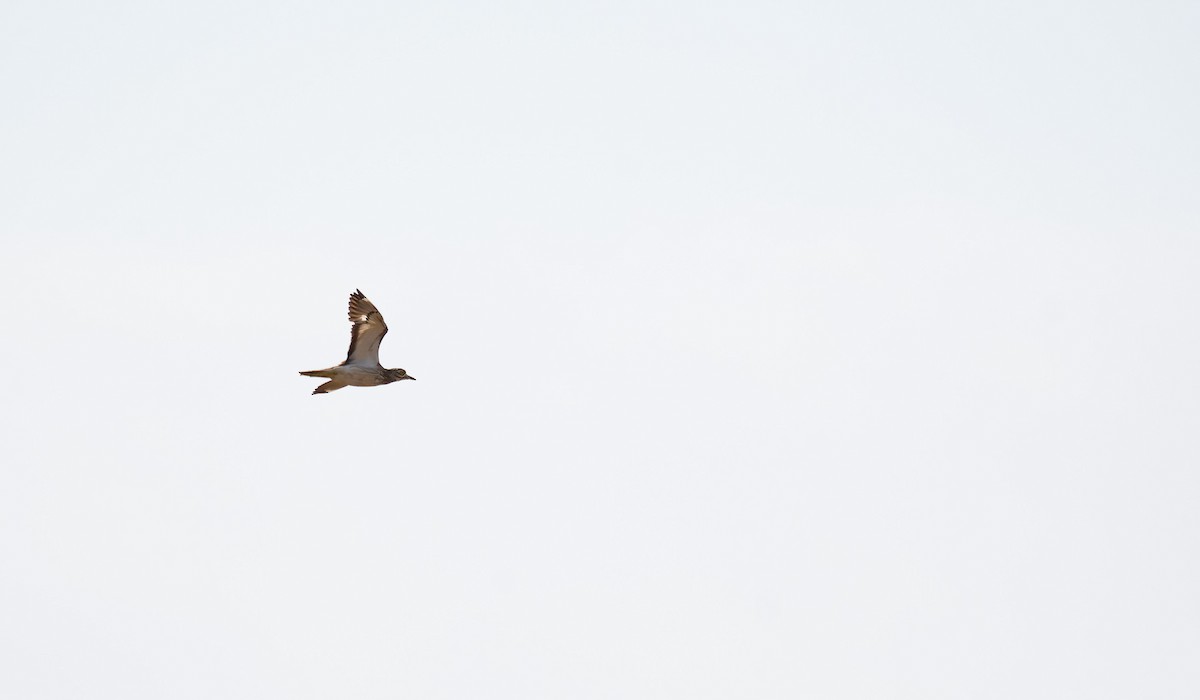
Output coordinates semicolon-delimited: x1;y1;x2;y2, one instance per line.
300;289;416;394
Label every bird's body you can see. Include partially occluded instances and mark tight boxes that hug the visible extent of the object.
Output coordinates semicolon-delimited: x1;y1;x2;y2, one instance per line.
298;364;408;392
300;290;415;394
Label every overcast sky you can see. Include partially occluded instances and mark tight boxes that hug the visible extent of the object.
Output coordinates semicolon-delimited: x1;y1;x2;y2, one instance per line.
2;1;1198;698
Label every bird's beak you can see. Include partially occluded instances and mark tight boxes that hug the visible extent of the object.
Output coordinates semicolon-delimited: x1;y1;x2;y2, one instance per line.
406;375;416;380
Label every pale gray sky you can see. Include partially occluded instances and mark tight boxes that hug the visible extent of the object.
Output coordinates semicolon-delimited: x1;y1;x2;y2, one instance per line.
2;1;1198;698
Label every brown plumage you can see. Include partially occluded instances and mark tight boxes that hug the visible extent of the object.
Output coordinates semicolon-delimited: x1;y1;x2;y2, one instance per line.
299;289;416;394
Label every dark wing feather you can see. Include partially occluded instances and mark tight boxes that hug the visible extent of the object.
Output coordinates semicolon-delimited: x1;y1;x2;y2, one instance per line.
342;289;390;365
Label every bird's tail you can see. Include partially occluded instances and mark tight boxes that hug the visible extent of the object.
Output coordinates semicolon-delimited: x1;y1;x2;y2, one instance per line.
299;369;334;378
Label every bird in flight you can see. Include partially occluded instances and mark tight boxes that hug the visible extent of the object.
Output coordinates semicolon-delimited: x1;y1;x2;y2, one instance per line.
300;289;416;394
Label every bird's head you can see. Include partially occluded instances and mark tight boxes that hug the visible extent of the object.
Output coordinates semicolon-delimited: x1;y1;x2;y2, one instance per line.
388;368;416;382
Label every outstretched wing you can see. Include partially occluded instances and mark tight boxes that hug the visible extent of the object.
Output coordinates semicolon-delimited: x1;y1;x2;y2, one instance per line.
342;289;389;366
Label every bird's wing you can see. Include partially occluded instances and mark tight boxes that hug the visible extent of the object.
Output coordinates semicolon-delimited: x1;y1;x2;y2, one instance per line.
342;289;389;366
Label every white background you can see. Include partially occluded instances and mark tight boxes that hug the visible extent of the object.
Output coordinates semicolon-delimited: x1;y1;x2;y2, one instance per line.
2;1;1198;697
